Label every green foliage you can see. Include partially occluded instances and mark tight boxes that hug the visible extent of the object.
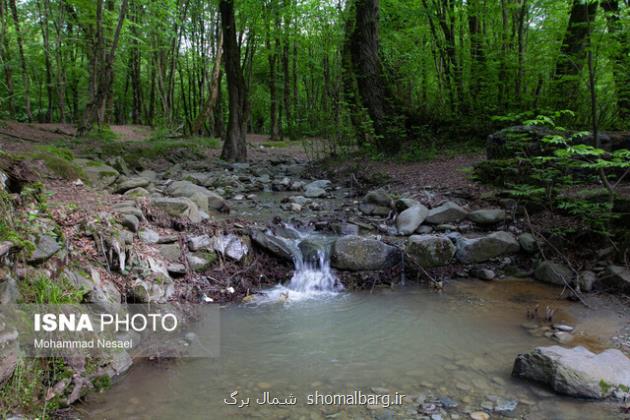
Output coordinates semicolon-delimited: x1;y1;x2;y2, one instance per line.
18;275;87;304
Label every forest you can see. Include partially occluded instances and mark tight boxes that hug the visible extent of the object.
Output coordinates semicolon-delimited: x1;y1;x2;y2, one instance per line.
0;0;628;160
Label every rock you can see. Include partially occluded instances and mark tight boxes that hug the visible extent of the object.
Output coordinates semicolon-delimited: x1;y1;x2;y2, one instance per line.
455;232;520;263
212;234;249;261
304;186;326;198
165;180;228;213
416;225;433;234
139;228;160;244
363;189;393;207
123;187;150;198
64;268;121;307
0;314;18;383
304;180;331;190
494;398;518;413
120;214;140;232
405;235;456;268
332;223;360;236
114;177;150;193
518;233;538;253
426;202;468;224
601;265;630;293
188;234;212;252
467;209;506;225
469;412;489;420
167;263;187;275
250;230;295;261
150;197;202;223
331;235;400;271
298;237;334;265
577;270;597;292
396;205;429;235
471;267;496;280
289;195;311;206
130;258;175;303
28;235;61;264
75;159;119;188
512;346;630;399
0;276;19;304
187;251;216;272
395;198;421;212
534;261;573;286
107;156;130;176
158;244;182;262
114;206;144;220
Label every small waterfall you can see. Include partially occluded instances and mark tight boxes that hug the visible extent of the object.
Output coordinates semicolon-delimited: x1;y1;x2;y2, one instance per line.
253;226;343;304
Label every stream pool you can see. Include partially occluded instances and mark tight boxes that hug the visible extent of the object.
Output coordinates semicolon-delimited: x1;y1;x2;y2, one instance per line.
83;280;627;419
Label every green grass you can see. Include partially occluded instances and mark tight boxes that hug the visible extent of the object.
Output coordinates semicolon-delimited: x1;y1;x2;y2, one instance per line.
18;274;87;304
261;140;291;148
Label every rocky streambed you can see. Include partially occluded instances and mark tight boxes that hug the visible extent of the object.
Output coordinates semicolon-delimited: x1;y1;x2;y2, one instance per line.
1;149;630;418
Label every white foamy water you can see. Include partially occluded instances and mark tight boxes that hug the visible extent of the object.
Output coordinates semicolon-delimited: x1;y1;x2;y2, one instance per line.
253;227;343;304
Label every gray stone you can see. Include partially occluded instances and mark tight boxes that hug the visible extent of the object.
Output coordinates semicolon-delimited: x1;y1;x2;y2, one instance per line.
405;234;456;268
577;270;597;292
289;195;311;206
331;235;400;271
114;177;150;193
518;233;538;253
188;234;212;251
455;232;520;263
416;225;433;234
158;244;182;262
363;189;393;207
0;276;19;304
534;261;573;286
304;186;327;198
305;180;331;190
165;180;228;213
426;202;468;224
601;265;630;293
0;314;18;383
395;198;422;212
28;235;61;264
139;228;160;244
397;205;429;235
113;206;144;220
150;197;202;223
167;263;187;275
107;156;130;176
512;346;630;399
471;267;496;280
64;268;121;307
468;209;506;225
121;214;140;232
250;230;295;261
212;234;249;261
358;202;391;217
75;159;119;188
123;187;150;198
187;251;216;272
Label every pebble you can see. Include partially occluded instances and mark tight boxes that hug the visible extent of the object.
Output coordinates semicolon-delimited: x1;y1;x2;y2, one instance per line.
469;412;490;420
553;324;575;332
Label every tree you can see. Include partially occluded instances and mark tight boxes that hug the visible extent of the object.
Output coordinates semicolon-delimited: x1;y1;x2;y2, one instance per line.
8;0;32;121
219;0;248;162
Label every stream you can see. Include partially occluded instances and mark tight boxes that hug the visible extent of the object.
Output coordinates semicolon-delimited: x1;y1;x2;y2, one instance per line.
83;230;627;419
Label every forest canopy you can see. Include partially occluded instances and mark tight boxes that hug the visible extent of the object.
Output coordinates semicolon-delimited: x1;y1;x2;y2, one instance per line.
0;0;628;160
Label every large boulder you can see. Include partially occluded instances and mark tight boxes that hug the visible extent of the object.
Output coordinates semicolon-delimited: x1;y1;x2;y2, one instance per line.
396;205;429;235
165;180;228;213
250;230;296;261
64;268;121;308
455;231;520;263
28;235;61;264
359;190;393;216
0;314;18;384
467;209;506;225
405;234;456;268
534;261;573;287
331;235;400;271
150;197;202;223
601;265;630;294
512;346;630;399
75;159;119;188
114;177;150;194
426;201;468;224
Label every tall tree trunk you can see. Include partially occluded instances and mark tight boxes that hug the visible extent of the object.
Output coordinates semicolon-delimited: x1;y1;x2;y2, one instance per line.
190;29;223;135
0;0;15;115
467;0;484;102
282;0;292;139
213;70;224;138
601;0;630;121
266;0;280;140
552;0;597;110
219;0;248;162
349;0;400;153
129;0;142;124
52;0;67;123
515;0;528;103
78;0;129;135
37;0;54;122
8;0;32;121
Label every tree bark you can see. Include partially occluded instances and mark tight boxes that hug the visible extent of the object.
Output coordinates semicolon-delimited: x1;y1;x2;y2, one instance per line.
601;0;630;121
8;0;32;121
219;0;248;162
553;0;597;110
266;0;280;140
37;0;54;122
282;0;292;139
0;0;15;115
190;29;223;135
